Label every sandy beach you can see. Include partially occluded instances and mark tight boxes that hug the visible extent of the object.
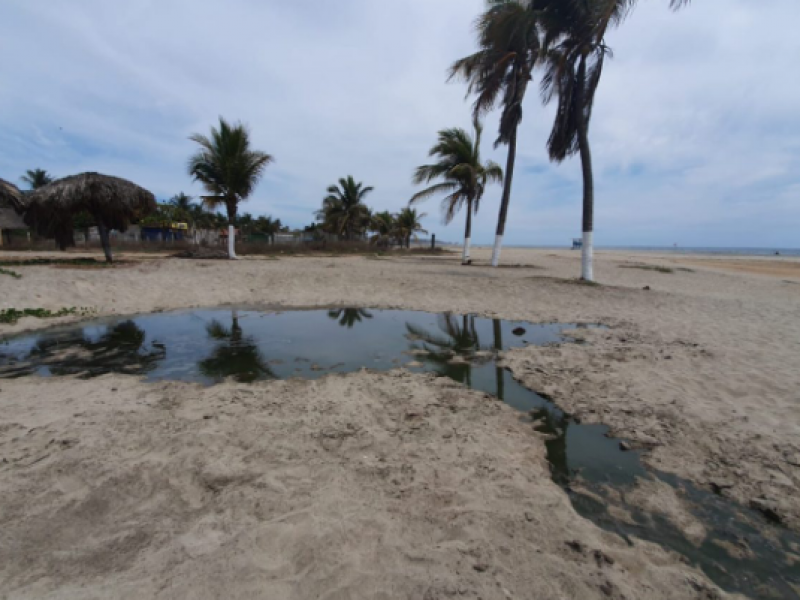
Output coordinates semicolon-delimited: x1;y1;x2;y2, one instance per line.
1;247;798;598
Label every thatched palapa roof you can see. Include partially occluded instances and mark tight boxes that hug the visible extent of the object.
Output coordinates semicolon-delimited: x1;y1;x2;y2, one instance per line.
0;207;27;230
24;172;157;249
0;178;26;213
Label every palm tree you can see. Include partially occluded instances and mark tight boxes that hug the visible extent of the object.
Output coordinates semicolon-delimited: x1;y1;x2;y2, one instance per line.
537;0;688;281
395;207;428;249
21;169;54;190
450;0;541;267
316;176;373;240
169;192;194;212
411;121;502;264
187;118;273;259
370;211;396;248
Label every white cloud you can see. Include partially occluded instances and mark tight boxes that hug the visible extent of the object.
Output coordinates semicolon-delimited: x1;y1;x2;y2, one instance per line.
1;0;797;248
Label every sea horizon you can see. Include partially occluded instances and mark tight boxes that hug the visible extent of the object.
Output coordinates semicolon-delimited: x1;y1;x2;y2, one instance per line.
447;244;800;257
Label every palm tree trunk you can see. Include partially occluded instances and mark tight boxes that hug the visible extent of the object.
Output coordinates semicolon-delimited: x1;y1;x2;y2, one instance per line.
462;198;473;265
576;57;595;281
492;124;518;267
98;223;113;264
226;198;238;259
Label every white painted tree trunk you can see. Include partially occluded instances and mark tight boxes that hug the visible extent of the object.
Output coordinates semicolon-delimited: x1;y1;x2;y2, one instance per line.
581;231;594;281
462;237;471;263
228;225;237;259
491;235;503;267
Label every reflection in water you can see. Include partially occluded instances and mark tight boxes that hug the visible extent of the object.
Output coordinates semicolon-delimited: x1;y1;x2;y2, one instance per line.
0;320;165;378
198;311;274;383
327;308;373;328
406;313;485;388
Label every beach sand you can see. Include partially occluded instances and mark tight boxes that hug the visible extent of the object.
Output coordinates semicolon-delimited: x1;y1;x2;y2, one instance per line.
1;247;798;598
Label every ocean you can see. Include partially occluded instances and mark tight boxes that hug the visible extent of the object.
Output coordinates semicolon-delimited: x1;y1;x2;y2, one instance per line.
460;245;800;257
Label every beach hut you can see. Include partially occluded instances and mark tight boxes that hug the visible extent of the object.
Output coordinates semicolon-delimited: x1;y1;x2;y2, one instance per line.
0;178;28;246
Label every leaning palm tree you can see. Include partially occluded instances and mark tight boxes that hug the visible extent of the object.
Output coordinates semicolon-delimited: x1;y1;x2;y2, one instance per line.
538;0;688;281
21;169;54;190
411;121;502;264
450;0;541;267
188;118;273;259
316;176;373;240
23;172;156;263
395;207;428;249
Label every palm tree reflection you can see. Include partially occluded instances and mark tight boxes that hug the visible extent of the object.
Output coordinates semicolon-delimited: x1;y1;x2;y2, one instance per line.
0;320;166;378
405;313;490;389
327;308;374;329
198;311;274;383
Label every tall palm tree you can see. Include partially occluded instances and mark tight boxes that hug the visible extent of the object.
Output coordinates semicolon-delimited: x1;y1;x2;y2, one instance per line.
536;0;688;281
411;121;503;264
21;169;54;190
450;0;541;267
395;207;428;249
187;118;273;259
316;176;373;240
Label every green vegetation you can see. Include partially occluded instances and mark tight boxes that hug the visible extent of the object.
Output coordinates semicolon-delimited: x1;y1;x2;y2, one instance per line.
620;265;675;274
0;306;93;325
0;258;107;267
0;267;22;279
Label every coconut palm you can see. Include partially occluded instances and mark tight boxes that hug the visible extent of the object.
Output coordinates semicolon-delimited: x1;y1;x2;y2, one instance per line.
169;192;194;212
316;176;373;240
23;172;156;263
370;211;396;248
411;121;502;264
537;0;688;281
450;0;541;267
188;117;274;259
21;169;54;190
395;207;428;249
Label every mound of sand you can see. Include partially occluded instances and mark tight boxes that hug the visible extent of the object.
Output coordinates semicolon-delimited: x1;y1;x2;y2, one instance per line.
0;372;725;599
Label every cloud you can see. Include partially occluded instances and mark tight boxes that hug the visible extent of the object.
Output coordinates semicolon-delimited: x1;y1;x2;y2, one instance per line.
1;0;797;248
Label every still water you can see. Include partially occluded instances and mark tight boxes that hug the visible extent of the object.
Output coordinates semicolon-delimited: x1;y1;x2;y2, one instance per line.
1;307;797;599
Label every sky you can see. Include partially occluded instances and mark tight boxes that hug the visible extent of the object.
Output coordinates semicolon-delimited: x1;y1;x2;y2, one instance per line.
1;0;798;248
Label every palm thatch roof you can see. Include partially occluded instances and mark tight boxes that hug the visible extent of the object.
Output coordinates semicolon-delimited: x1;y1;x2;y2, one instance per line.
0;178;26;213
0;206;27;230
24;172;157;249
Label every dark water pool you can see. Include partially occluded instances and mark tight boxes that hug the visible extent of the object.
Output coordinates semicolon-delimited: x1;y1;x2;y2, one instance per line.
1;307;797;599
